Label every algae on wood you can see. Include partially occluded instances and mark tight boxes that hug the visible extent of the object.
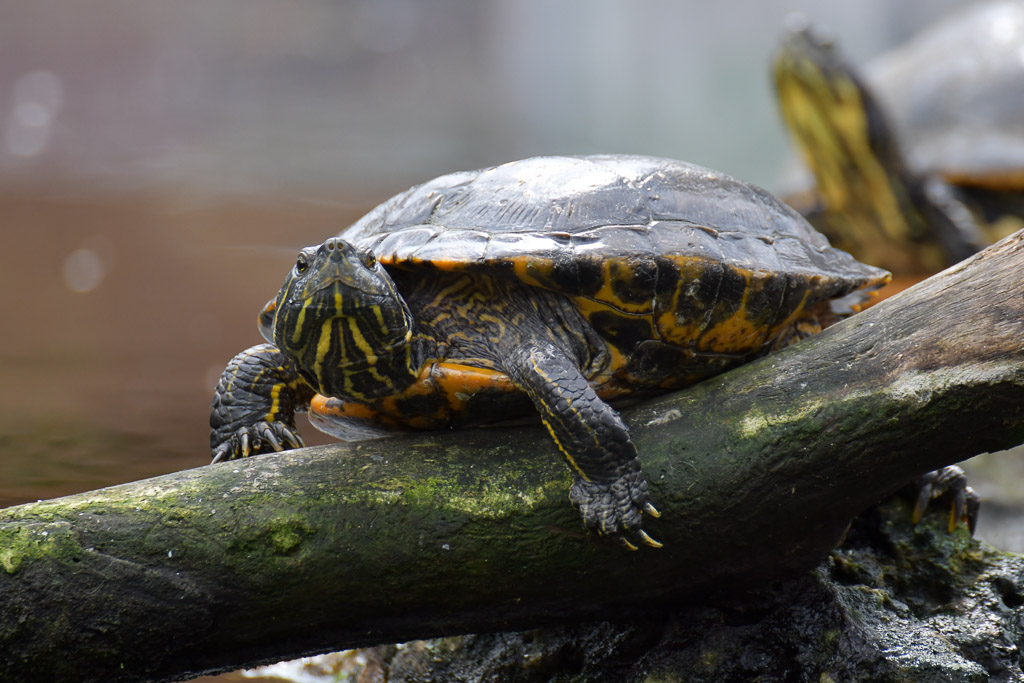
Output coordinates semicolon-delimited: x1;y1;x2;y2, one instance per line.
2;231;1024;683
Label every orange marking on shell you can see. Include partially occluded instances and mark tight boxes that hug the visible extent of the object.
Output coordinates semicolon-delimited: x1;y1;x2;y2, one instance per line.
654;254;718;345
768;289;812;337
414;257;466;272
508;256;552;291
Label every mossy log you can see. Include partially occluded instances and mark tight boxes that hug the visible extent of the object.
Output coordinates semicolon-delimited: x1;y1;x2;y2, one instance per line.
3;232;1024;683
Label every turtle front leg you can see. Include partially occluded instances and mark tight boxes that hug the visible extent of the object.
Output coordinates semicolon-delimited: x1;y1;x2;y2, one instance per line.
506;346;661;549
210;343;315;463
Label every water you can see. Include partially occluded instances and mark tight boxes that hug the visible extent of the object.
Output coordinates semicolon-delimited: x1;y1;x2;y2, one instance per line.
0;190;369;681
0;191;360;508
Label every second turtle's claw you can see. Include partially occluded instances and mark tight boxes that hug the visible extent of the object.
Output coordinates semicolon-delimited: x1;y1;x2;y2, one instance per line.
966;497;980;536
912;488;929;525
644;502;661;518
911;466;980;535
952;488;980;535
619;536;639;551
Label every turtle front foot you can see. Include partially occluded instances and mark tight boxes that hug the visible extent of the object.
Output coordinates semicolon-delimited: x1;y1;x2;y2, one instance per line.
912;465;980;535
209;343;315;464
570;472;662;550
212;420;304;463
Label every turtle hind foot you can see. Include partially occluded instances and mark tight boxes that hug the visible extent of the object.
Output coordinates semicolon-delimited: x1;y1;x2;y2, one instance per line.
211;421;304;463
570;473;662;550
912;465;980;535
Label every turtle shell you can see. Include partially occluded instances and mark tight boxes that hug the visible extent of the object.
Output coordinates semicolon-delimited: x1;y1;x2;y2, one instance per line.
339;155;887;386
866;1;1024;189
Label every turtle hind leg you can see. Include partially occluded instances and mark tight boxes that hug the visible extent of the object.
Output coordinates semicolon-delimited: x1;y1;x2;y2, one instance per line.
504;345;661;549
911;465;980;535
210;343;314;462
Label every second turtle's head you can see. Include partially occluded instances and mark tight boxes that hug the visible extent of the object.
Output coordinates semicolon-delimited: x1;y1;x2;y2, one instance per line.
773;18;928;261
272;237;417;400
773;20;906;204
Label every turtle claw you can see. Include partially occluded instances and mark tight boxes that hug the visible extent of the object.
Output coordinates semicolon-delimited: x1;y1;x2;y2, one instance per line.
210;421;304;463
957;488;981;536
281;429;304;450
643;502;661;518
617;530;662;551
570;472;661;549
637;529;663;548
912;466;980;535
261;426;282;452
211;444;230;464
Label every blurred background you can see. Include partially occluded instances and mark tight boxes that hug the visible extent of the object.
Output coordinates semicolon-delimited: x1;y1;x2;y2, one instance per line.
0;0;975;197
2;1;1022;678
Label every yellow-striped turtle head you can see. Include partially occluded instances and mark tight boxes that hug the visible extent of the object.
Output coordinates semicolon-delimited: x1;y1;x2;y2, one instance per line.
272;237;419;401
773;18;932;264
774;20;906;203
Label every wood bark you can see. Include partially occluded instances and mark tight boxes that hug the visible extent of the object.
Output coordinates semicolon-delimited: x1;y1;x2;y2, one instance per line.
2;232;1024;683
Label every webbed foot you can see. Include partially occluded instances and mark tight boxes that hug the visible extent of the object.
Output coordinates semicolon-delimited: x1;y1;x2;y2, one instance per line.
212;420;304;463
210;343;315;464
912;465;980;535
570;470;661;550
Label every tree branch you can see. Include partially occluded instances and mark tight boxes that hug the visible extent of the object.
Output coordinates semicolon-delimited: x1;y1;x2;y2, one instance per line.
3;232;1024;683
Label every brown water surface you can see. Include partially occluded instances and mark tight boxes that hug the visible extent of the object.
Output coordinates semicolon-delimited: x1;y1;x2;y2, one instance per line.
1;189;364;505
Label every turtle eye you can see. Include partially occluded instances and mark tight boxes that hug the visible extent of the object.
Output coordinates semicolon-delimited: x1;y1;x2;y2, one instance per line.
295;253;309;274
362;251;377;268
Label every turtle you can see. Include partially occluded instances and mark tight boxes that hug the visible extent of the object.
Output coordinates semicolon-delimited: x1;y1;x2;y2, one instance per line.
771;10;1024;274
209;154;889;549
866;1;1024;199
